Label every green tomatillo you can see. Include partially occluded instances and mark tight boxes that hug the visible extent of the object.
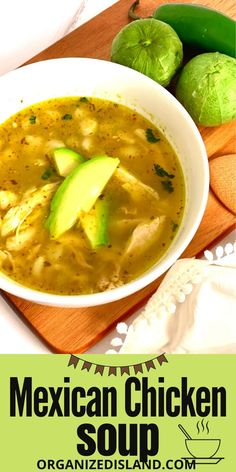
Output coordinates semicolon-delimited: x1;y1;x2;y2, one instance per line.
111;18;183;87
176;52;236;126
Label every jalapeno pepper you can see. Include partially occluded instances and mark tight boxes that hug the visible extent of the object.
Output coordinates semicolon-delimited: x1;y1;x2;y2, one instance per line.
154;4;235;57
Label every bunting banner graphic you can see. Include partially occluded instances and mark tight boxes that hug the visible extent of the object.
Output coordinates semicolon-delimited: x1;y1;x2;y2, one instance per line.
68;354;168;375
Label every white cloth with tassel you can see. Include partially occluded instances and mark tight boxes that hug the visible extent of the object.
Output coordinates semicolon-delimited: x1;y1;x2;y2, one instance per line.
117;244;236;354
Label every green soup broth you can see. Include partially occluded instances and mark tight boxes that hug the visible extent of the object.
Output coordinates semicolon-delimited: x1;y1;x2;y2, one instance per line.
0;97;185;294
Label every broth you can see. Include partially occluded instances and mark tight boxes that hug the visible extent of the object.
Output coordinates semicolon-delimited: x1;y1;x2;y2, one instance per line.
0;97;185;294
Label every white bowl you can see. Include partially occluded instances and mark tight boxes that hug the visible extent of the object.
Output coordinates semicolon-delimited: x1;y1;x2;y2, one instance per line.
0;58;209;307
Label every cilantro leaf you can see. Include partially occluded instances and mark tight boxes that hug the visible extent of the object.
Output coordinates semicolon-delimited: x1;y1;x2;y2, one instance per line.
62;114;72;120
41;167;54;180
161;180;174;193
29;115;36;124
146;128;160;143
171;220;179;232
154;164;175;179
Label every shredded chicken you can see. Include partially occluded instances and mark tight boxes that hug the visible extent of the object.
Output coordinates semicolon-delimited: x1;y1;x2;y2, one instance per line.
115;167;159;202
46;244;63;263
134;128;146;141
1;183;58;237
45;110;61;121
24;135;43;147
74;107;89;120
0;249;14;270
29;244;42;259
112;131;135;144
96;258;123;292
32;256;45;278
82;136;94;151
96;264;124;292
124;216;165;258
6;227;36;251
97;276;124;292
79;118;98;136
70;248;93;270
0;190;18;210
57;234;92;270
45;139;65;152
119;145;139;158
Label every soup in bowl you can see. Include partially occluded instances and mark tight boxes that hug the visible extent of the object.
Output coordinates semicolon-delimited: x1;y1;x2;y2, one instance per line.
0;58;209;306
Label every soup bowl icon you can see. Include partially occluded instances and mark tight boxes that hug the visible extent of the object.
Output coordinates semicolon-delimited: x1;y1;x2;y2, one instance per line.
185;439;221;459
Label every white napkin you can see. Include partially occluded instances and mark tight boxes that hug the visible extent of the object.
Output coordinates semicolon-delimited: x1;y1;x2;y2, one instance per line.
119;244;236;354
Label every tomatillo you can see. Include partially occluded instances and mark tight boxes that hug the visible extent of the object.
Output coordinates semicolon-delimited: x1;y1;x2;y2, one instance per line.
176;52;236;126
111;18;183;87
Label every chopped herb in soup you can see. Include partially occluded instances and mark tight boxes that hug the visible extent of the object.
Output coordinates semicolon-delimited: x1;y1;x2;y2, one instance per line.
0;97;185;294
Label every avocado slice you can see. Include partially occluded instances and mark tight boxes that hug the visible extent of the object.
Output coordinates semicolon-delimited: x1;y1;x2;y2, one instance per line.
52;147;85;177
80;197;109;248
46;156;119;239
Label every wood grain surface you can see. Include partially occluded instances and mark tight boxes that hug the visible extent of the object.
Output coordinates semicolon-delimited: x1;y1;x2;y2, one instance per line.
3;0;236;353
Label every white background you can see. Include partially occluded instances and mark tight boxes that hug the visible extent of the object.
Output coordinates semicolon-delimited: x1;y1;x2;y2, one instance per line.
0;1;118;76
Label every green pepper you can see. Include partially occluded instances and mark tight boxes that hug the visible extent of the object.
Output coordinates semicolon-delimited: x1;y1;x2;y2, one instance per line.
129;1;236;58
154;4;235;57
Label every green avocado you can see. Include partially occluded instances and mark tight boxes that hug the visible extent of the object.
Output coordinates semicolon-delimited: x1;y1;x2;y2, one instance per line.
80;196;109;248
46;156;119;239
52;147;85;177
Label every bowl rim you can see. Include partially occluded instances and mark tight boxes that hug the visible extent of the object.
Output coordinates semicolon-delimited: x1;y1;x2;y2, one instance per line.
0;57;209;307
185;439;221;443
185;438;221;458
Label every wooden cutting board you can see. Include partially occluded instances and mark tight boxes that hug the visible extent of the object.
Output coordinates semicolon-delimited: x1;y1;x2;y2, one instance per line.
2;0;236;353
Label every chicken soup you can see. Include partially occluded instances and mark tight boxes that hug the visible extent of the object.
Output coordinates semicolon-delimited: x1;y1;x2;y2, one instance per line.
0;97;185;294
